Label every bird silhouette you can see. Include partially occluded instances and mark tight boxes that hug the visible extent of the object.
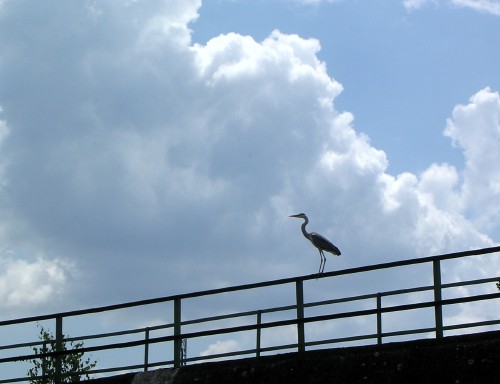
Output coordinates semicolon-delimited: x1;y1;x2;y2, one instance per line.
289;213;341;274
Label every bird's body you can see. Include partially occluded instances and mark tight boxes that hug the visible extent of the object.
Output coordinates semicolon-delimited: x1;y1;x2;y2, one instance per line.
289;213;341;274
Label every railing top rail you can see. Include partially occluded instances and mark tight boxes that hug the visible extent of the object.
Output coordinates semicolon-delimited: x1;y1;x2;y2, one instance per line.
1;245;499;327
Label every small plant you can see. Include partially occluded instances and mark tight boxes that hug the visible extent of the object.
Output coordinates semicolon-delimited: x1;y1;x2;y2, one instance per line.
27;325;97;383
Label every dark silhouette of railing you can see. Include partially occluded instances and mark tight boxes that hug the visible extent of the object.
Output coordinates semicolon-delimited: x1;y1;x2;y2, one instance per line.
1;246;499;383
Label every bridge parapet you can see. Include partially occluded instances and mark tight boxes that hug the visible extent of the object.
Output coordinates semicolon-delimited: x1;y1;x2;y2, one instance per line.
1;246;499;383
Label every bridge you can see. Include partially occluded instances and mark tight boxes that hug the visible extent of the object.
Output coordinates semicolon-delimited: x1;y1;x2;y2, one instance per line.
1;246;499;383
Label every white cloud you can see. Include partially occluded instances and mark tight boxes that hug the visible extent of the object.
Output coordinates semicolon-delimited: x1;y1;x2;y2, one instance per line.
452;0;500;15
0;0;497;320
403;0;500;15
418;163;461;213
0;254;69;309
445;87;500;232
200;339;240;357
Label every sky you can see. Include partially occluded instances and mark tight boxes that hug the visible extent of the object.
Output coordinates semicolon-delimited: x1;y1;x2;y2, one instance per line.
0;0;500;374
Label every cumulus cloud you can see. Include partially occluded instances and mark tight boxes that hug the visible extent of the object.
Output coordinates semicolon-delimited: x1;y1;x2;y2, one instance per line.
0;0;498;321
444;88;500;232
0;254;69;310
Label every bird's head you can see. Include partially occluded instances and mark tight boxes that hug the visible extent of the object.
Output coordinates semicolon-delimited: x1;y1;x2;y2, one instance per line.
289;213;308;220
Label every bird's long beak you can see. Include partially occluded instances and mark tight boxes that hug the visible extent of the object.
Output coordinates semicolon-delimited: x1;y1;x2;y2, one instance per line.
289;214;301;218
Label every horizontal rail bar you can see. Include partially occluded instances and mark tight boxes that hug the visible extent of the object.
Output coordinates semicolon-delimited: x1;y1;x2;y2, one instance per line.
442;276;500;289
86;363;148;376
443;319;500;332
306;293;378;309
182;304;298;327
380;327;436;339
184;347;259;363
0;376;30;384
0;339;45;351
183;343;299;364
67;325;170;343
306;333;379;348
2;246;499;328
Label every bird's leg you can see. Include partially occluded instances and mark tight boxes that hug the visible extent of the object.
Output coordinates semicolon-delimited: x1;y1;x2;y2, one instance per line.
318;250;326;274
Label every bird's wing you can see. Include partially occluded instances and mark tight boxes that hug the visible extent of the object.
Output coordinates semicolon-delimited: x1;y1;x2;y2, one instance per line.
310;232;341;256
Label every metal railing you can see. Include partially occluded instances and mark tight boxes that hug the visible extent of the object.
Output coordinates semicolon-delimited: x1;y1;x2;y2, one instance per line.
1;246;499;383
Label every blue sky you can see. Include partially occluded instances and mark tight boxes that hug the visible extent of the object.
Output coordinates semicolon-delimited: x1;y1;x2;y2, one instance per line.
0;0;499;376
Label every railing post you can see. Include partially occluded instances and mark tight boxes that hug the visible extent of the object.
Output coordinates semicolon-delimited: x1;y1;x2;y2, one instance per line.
433;259;444;338
41;341;48;384
376;293;382;345
173;298;182;367
144;328;150;372
295;280;305;353
256;310;262;358
54;316;63;384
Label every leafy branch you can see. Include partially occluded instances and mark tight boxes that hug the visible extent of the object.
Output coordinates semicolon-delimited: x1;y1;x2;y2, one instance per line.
27;325;97;383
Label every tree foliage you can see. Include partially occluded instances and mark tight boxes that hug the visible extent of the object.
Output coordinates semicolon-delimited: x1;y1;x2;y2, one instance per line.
27;325;97;383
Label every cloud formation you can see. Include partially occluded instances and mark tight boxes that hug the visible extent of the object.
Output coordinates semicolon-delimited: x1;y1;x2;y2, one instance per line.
445;88;500;232
0;254;69;314
0;0;498;319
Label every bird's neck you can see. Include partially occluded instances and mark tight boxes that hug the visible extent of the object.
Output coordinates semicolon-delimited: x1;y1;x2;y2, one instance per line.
301;219;311;240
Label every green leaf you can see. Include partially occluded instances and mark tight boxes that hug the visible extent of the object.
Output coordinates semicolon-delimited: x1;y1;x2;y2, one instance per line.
26;324;97;383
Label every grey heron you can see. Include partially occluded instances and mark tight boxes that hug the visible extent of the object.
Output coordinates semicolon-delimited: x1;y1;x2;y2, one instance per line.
289;213;341;274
